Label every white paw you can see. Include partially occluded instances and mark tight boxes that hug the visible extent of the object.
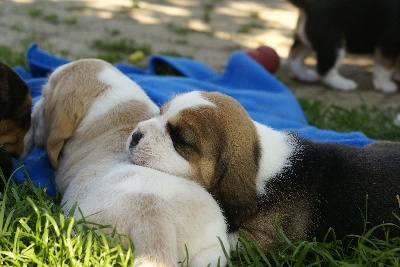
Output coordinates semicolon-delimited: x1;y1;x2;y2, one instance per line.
374;79;398;93
296;68;320;82
288;55;319;83
394;114;400;127
373;63;398;93
288;60;320;83
321;69;357;91
189;246;227;267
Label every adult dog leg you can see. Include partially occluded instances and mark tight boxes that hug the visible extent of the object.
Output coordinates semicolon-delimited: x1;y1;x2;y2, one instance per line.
319;48;357;91
288;36;319;82
373;37;398;93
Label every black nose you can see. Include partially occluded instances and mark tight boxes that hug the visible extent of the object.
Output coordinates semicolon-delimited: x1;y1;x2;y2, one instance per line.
130;131;143;148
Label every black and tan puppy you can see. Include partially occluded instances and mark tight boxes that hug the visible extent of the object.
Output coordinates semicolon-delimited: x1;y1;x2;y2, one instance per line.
0;61;32;189
287;0;400;93
127;91;400;250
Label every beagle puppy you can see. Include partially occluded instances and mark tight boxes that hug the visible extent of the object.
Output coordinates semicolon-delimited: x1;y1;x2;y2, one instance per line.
22;61;229;267
0;61;32;187
127;90;400;250
287;0;400;92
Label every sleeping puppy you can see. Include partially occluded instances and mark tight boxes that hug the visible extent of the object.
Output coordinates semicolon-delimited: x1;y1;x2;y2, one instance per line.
287;0;400;93
0;61;32;187
127;90;400;250
22;60;229;267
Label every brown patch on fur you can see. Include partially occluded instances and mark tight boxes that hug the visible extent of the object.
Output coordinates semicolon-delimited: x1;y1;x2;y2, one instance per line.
167;92;261;228
238;197;310;251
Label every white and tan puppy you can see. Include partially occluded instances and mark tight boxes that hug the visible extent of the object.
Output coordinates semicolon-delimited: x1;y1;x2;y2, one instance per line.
127;90;400;250
22;61;229;267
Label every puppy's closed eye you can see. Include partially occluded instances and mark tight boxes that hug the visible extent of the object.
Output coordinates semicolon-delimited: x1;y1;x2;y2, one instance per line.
167;122;199;157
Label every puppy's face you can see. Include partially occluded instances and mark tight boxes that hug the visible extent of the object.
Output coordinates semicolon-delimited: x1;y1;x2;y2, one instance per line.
0;61;32;157
127;91;261;197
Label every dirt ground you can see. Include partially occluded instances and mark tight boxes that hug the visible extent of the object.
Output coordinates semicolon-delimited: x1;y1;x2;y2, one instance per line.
1;0;400;115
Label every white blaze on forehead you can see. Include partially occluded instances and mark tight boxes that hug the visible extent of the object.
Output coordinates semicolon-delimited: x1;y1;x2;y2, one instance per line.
163;91;215;121
84;67;159;124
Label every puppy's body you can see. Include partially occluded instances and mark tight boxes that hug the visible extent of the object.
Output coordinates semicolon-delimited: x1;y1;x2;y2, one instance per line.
287;0;400;92
0;61;31;188
23;61;229;267
127;91;400;250
0;147;12;179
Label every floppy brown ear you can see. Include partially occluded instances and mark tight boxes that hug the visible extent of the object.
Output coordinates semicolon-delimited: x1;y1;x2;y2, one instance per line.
45;100;80;168
213;142;260;227
45;82;83;168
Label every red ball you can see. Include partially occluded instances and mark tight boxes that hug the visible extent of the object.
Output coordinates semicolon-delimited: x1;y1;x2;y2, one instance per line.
245;45;280;74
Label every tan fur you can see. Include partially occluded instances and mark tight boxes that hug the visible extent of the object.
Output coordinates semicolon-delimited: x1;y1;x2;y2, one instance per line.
41;61;105;167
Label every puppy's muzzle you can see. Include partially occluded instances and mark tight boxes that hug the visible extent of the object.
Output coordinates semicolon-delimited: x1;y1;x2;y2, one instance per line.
129;131;143;149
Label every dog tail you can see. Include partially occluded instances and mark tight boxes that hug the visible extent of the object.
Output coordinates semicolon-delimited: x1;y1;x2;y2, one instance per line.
287;0;309;8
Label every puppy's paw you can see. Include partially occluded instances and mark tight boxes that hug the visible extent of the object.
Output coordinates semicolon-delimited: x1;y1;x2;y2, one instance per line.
288;60;319;83
189;246;227;267
321;70;357;91
133;256;174;267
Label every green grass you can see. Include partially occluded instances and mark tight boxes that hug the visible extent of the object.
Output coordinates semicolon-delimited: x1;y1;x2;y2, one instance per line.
300;98;400;141
0;45;26;69
1;175;399;266
0;177;134;266
91;38;151;63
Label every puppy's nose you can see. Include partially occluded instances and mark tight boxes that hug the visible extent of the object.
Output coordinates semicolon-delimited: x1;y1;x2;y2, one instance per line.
130;131;143;148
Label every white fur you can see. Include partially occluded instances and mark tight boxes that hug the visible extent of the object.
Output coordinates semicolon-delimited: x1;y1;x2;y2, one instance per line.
25;61;229;267
20;98;45;159
320;49;358;91
126;117;192;178
253;122;297;196
288;46;319;82
164;91;215;121
82;68;159;126
373;63;398;93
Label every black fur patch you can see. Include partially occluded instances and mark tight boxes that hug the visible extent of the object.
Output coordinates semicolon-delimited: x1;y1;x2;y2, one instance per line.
0;147;12;190
0;61;30;120
261;135;400;243
288;0;400;75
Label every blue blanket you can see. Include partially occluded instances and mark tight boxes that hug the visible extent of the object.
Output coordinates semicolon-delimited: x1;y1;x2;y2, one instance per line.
12;43;374;196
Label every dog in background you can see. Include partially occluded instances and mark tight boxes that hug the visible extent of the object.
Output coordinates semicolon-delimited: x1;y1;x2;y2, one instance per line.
287;0;400;93
0;61;32;189
127;90;400;250
22;60;229;266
